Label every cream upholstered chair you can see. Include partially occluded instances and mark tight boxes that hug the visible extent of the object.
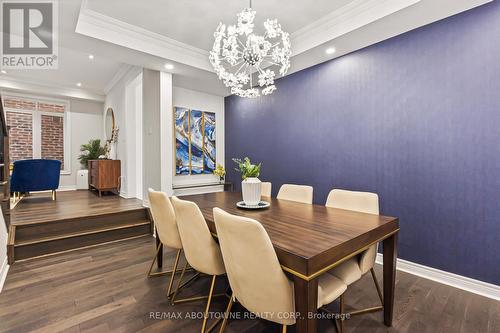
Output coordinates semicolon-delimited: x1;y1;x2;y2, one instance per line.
213;208;347;333
171;196;226;333
147;189;188;297
276;184;313;204
326;189;384;321
261;181;272;197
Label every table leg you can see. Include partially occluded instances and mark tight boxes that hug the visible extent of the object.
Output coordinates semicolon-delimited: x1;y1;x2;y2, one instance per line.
383;232;398;326
293;275;318;333
155;230;163;269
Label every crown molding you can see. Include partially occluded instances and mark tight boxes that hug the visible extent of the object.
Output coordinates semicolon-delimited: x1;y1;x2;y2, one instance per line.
0;76;105;102
76;0;212;73
104;64;135;94
75;0;420;72
291;0;421;56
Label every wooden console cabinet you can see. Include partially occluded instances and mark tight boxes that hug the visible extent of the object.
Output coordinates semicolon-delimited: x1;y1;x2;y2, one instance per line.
88;159;121;196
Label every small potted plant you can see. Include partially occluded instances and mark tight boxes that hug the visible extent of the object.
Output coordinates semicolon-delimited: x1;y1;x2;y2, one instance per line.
214;164;226;183
78;139;106;168
233;157;262;205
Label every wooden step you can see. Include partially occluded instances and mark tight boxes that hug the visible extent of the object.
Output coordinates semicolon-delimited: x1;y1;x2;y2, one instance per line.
14;208;148;241
14;221;151;261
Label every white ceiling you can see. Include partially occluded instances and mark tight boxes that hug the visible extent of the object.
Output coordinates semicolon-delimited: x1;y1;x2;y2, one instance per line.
85;0;354;51
0;0;494;101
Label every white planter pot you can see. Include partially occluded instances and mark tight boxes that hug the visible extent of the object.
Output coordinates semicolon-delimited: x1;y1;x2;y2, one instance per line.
109;143;117;160
241;177;262;205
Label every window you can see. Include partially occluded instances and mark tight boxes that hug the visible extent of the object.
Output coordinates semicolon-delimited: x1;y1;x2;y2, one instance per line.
3;94;70;173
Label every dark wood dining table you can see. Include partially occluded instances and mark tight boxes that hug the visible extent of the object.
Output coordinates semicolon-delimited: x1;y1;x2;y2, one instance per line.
156;191;399;333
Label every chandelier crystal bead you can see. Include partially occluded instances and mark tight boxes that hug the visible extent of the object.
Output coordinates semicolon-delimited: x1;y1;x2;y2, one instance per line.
209;6;291;98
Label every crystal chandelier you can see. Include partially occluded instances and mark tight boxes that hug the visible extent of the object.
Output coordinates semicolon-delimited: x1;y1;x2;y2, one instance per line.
209;0;291;98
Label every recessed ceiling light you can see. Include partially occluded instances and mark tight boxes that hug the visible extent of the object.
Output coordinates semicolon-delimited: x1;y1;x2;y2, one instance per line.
164;63;174;70
76;82;82;87
326;47;336;55
88;54;94;60
0;70;6;74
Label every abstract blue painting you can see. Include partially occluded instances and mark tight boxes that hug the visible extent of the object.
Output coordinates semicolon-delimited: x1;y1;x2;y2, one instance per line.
174;108;216;175
190;110;204;174
203;112;216;173
175;107;190;175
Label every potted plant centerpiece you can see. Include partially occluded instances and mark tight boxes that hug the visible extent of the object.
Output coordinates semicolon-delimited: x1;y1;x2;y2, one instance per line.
233;157;262;206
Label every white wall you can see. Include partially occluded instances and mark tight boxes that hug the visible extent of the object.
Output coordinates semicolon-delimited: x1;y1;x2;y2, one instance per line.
60;99;104;188
103;73;225;201
172;87;225;195
104;66;143;197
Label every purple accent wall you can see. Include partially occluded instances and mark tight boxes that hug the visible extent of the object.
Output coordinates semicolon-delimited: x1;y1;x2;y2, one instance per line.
225;3;500;284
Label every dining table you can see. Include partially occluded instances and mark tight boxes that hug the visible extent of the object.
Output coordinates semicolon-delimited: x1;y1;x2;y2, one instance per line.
156;191;399;333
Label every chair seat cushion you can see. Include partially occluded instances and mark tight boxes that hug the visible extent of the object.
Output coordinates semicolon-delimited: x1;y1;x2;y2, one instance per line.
317;274;347;308
328;257;362;285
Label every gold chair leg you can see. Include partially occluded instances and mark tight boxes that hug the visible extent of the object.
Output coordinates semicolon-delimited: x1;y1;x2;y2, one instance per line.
171;261;188;305
166;249;182;296
147;245;188;278
339;294;344;333
370;268;384;305
282;324;287;333
218;293;234;333
201;275;217;333
347;268;385;316
51;190;56;200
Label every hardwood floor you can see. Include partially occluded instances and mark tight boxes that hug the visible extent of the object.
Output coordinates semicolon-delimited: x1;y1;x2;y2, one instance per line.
11;191;144;226
0;236;498;333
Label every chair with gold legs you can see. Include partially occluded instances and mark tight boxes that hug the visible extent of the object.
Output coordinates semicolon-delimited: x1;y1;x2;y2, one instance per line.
276;184;313;204
213;208;347;333
171;196;227;333
261;181;272;198
326;189;384;325
147;189;194;298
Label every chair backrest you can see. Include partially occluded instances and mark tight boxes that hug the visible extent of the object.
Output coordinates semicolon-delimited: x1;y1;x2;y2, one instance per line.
213;208;294;325
10;159;61;192
277;184;313;204
261;181;272;197
171;196;225;276
325;189;379;214
148;189;182;249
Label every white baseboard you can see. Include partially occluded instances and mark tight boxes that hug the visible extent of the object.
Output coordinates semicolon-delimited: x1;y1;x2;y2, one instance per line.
0;257;9;293
375;253;500;301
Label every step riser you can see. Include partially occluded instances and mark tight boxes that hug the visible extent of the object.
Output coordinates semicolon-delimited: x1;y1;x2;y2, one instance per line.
15;209;149;241
14;224;151;260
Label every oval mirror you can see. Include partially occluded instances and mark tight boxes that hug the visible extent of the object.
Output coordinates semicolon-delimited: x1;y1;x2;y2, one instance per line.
105;107;115;141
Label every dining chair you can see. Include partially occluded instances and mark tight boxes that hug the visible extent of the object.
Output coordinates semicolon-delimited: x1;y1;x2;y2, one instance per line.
147;189;191;298
213;207;347;333
326;189;384;319
276;184;313;204
261;181;272;197
171;196;227;333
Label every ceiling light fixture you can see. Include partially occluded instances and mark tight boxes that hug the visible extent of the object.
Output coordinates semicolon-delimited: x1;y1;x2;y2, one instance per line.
88;54;94;60
76;82;82;87
209;0;291;98
0;70;6;74
326;47;336;55
164;63;174;70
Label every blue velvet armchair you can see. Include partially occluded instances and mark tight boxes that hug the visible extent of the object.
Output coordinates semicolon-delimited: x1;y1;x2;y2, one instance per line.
10;159;61;200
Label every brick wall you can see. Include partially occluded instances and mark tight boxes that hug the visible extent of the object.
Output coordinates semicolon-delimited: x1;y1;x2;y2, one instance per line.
41;115;64;168
4;98;36;111
6;111;33;162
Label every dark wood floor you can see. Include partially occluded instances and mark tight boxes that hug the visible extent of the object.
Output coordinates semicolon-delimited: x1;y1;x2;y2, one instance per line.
0;236;498;333
11;191;145;226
